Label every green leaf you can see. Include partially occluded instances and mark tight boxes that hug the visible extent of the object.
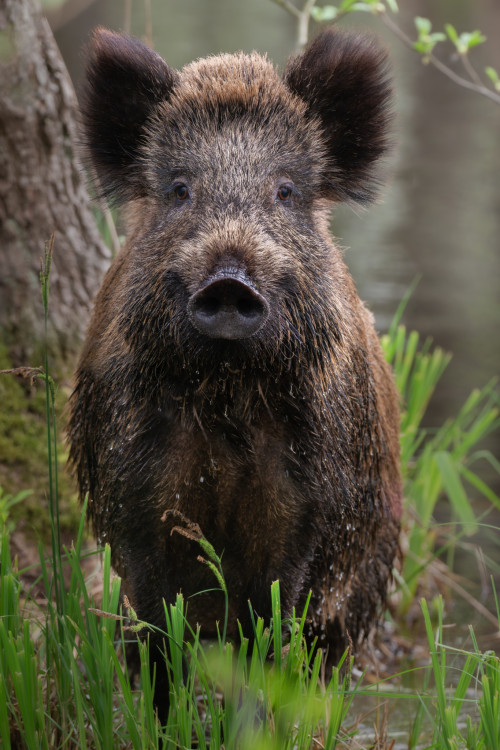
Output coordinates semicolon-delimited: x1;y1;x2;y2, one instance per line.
349;2;381;12
385;0;398;12
413;17;446;57
446;26;486;54
311;5;338;21
415;16;431;35
485;66;500;90
339;0;358;10
332;0;387;12
461;467;500;510
462;30;486;49
433;451;478;535
445;24;458;44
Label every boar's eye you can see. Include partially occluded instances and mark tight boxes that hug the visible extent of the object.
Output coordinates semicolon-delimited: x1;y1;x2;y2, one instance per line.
174;184;190;202
276;185;293;203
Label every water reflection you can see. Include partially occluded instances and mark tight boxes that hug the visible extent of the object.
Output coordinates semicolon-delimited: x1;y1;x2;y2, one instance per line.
51;0;499;491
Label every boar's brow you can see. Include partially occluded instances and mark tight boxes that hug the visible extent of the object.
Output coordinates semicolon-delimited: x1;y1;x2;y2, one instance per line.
153;165;194;185
156;159;308;184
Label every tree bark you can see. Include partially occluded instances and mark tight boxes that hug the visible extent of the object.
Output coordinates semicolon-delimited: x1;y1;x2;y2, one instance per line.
0;0;111;364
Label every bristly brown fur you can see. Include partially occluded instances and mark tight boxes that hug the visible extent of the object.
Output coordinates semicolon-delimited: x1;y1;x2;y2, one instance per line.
70;27;402;721
284;28;394;203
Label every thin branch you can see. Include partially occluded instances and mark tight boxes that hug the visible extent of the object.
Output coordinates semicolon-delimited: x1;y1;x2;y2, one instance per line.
428;52;500;104
123;0;132;36
460;50;485;89
271;0;318;50
271;0;303;20
380;10;500;105
298;0;318;49
143;0;153;48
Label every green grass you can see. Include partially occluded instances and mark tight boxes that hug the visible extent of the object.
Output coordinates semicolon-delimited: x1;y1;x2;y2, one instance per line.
1;499;499;748
419;595;500;750
1;268;500;747
0;514;354;748
381;291;500;615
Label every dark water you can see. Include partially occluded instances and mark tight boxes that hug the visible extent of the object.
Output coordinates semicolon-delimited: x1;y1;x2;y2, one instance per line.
51;0;500;530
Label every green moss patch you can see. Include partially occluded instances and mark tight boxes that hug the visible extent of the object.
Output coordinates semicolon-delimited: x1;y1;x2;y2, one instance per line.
0;342;80;542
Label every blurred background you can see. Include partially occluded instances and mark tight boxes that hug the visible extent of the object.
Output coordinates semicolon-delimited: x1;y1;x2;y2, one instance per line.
45;0;500;498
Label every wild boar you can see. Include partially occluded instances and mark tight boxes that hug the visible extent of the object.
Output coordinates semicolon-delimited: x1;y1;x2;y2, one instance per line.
69;26;402;717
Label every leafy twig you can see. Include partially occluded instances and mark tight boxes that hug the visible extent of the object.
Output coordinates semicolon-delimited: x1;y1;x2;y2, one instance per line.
272;0;500;104
381;11;500;105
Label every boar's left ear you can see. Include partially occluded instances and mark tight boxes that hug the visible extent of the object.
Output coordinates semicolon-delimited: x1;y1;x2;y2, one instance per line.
283;28;393;204
81;28;179;203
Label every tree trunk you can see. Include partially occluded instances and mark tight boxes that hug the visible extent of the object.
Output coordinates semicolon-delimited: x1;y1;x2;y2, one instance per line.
0;0;111;364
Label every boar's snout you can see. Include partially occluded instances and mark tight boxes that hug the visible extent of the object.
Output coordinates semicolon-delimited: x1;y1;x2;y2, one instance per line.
188;268;269;340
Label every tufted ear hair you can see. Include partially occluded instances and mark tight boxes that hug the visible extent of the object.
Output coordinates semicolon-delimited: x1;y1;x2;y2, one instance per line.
283;28;393;205
81;28;179;203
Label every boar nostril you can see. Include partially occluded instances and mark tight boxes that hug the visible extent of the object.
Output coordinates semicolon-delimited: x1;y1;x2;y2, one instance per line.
197;296;220;317
188;274;269;339
237;297;260;318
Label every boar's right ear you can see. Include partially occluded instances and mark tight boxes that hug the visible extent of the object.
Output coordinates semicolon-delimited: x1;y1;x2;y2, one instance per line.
283;28;393;205
81;28;178;203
